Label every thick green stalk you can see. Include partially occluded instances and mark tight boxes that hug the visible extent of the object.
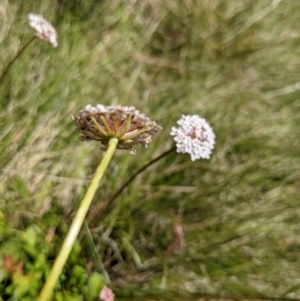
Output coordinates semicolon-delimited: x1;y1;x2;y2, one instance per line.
37;138;118;301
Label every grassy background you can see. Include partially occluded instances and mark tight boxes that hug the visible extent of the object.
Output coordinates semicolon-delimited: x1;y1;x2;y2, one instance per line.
1;0;300;299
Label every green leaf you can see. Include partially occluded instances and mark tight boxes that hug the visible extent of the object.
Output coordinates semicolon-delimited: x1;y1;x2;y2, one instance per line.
88;272;105;298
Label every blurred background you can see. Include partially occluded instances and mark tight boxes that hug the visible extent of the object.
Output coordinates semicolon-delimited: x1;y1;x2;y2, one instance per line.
0;0;300;300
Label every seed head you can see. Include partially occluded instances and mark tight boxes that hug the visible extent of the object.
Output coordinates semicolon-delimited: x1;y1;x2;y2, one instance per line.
170;115;215;161
28;13;58;47
72;104;162;155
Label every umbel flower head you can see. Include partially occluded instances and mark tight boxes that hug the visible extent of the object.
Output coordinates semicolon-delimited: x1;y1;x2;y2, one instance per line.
170;114;215;161
73;104;162;155
28;13;57;47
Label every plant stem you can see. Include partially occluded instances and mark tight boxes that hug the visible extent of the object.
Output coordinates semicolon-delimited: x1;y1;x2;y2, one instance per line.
84;220;111;285
37;137;118;301
88;146;176;223
0;36;37;85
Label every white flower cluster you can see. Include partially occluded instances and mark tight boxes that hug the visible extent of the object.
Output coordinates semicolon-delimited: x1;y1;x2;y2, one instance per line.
170;115;215;161
28;13;57;47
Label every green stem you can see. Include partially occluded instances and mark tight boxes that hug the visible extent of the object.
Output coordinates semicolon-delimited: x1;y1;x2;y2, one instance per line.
37;137;118;301
111;146;176;203
88;146;176;223
84;220;111;285
0;36;37;85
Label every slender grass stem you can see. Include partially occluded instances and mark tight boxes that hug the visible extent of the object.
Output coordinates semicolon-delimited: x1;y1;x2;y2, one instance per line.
84;220;111;285
37;137;118;301
0;36;37;85
88;146;176;223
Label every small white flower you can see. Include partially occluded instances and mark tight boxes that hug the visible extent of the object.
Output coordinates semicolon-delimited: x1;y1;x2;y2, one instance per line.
28;13;57;47
170;115;215;161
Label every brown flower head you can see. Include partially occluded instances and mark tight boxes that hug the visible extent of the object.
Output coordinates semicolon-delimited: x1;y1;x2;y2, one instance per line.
72;104;162;155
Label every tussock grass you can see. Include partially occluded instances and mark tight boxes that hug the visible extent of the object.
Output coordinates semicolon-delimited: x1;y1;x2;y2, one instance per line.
1;0;300;298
